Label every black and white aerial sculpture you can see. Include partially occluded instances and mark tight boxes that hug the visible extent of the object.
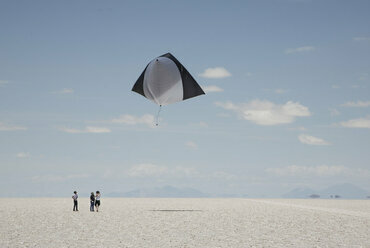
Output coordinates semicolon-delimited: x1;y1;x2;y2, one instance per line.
132;53;205;106
132;53;205;125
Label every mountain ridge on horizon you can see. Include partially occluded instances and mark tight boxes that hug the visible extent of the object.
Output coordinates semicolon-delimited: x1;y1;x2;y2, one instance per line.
282;183;370;199
104;183;370;199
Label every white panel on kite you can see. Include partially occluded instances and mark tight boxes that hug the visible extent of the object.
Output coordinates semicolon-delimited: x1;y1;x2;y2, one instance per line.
143;57;183;106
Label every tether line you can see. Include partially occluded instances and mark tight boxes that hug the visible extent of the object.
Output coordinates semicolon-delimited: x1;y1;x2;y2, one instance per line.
156;105;162;126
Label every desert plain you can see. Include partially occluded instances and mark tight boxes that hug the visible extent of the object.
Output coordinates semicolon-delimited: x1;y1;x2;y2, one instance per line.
1;198;369;248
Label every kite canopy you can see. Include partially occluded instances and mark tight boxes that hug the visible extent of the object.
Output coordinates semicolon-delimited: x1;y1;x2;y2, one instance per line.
132;53;205;106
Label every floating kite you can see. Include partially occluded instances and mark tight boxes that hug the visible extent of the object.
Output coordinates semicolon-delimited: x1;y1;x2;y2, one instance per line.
132;53;205;125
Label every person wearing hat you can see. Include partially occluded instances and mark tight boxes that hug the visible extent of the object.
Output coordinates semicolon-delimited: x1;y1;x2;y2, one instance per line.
72;191;78;211
90;192;95;212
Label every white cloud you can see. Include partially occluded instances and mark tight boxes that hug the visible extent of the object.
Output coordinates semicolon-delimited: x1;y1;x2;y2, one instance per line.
127;164;168;177
358;73;368;81
198;121;208;128
59;127;82;133
340;117;370;128
275;89;287;94
16;152;30;158
59;126;111;133
329;108;340;116
111;114;155;127
0;122;27;131
353;37;370;41
341;101;370;107
298;134;330;146
85;126;111;133
202;85;224;93
172;167;199;177
331;84;340;89
285;46;315;54
266;165;370;178
267;165;345;177
215;100;311;126
66;174;90;179
199;67;231;78
212;171;236;180
60;88;74;94
185;141;198;149
52;88;74;94
0;80;8;87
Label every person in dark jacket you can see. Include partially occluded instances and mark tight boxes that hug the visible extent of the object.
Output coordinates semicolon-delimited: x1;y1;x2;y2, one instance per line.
72;191;78;211
90;192;95;212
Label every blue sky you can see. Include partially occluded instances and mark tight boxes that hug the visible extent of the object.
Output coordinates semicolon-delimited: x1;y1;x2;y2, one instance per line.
1;0;369;197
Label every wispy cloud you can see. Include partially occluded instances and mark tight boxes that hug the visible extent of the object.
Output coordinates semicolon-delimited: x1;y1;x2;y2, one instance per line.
288;126;307;131
59;126;111;133
0;80;8;87
212;171;237;180
32;174;90;182
298;134;330;146
126;163;199;178
340;117;370;128
353;37;370;41
202;85;224;93
215;100;311;126
275;89;288;94
52;88;74;94
111;114;155;127
341;101;370;107
185;141;198;149
266;165;370;178
16;152;30;158
127;163;168;177
197;121;208;128
199;67;231;79
358;73;368;81
329;108;340;116
0;122;27;131
285;46;315;54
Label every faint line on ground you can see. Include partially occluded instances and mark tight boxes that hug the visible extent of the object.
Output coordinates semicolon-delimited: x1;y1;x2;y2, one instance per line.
149;209;203;212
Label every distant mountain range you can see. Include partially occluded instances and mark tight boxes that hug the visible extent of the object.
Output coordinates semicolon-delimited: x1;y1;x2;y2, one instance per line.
105;183;370;199
282;183;370;199
106;185;209;198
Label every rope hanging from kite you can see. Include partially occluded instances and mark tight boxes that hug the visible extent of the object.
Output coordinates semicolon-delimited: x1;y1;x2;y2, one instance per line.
156;105;162;126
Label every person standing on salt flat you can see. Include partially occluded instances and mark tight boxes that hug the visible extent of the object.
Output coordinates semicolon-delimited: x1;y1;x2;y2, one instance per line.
95;191;101;212
72;191;78;211
90;192;95;212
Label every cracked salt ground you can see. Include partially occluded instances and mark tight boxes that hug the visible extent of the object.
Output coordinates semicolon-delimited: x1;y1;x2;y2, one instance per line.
0;198;369;248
